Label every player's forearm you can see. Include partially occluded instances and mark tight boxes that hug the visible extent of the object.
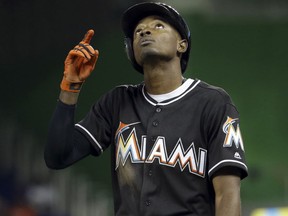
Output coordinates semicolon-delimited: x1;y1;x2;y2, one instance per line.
59;90;80;105
44;100;75;168
45;100;92;169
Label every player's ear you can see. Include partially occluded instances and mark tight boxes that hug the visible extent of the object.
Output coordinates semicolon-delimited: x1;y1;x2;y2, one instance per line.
177;39;188;54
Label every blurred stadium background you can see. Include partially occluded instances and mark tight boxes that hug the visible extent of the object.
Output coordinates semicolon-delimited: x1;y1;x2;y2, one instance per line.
0;0;287;215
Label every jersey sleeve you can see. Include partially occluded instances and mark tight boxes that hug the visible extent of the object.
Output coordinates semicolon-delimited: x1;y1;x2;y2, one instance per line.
75;90;116;155
205;91;248;180
45;100;95;169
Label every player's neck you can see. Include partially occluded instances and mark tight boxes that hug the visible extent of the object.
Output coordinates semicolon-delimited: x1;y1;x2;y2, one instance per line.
143;64;183;95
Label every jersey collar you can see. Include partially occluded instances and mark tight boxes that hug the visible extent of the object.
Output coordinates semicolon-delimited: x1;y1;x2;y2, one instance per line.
142;78;201;106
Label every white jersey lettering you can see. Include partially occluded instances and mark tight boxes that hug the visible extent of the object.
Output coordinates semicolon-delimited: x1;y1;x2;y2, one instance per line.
115;124;207;177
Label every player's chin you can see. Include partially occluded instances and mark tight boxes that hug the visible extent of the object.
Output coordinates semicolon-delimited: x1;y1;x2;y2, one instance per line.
136;49;164;65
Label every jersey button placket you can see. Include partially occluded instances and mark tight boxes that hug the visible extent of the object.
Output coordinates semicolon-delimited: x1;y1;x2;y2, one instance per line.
156;107;162;113
153;106;162;127
145;200;151;206
152;120;159;127
140;106;162;212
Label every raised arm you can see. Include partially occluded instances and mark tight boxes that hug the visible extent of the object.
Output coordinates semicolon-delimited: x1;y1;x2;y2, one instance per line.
44;30;99;169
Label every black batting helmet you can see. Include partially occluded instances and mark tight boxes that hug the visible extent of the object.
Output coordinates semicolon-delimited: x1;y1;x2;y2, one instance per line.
121;2;191;73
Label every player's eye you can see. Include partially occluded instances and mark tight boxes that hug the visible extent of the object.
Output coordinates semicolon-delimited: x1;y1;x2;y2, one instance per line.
134;28;142;35
155;23;164;29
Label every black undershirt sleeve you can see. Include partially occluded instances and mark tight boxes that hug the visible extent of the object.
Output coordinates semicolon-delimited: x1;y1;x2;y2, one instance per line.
44;100;92;169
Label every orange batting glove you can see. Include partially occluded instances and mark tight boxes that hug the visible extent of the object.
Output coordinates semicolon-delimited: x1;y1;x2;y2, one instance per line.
60;29;99;93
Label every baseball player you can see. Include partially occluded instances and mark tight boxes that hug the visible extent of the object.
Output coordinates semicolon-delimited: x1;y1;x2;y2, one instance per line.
45;2;248;216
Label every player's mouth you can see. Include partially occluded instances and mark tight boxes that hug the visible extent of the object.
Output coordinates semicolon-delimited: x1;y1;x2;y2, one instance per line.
140;38;155;46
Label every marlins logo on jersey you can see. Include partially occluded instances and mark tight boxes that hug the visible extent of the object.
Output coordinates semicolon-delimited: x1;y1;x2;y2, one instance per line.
222;116;244;151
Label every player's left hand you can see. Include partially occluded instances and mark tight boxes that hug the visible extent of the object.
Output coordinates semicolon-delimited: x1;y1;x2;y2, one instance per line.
60;29;99;93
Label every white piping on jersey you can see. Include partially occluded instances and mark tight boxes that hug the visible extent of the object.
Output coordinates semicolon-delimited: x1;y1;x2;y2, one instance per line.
142;79;201;106
75;123;103;153
208;159;248;176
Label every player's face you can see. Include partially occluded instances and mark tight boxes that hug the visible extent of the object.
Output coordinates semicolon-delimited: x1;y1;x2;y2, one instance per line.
132;16;185;67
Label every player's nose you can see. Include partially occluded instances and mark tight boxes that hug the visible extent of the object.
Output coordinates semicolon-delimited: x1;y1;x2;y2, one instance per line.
140;29;151;37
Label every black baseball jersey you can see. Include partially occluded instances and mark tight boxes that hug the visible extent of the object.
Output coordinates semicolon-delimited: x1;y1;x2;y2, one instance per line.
75;78;248;216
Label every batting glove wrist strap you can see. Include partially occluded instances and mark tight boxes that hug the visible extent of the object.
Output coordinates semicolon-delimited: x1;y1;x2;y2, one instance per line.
60;77;84;93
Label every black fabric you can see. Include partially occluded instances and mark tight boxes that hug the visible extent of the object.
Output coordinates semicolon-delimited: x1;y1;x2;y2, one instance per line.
44;100;94;169
75;78;248;216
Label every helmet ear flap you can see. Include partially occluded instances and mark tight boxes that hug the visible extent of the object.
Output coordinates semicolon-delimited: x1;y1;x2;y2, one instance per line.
124;37;133;62
124;37;144;73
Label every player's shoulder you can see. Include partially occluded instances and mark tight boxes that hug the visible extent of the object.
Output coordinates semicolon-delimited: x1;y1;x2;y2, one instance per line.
93;83;143;107
196;79;233;103
102;83;143;99
111;83;143;94
114;83;143;90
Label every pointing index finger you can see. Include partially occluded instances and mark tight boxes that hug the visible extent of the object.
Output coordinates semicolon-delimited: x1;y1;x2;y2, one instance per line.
82;29;94;44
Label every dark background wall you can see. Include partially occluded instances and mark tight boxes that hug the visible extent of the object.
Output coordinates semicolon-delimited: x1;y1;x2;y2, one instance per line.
0;0;287;215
